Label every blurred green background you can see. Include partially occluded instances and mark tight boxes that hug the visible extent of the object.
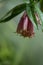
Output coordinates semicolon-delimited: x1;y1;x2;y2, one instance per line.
0;0;43;65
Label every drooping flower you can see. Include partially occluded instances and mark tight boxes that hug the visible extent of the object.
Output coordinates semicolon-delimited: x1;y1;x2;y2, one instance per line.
16;11;34;38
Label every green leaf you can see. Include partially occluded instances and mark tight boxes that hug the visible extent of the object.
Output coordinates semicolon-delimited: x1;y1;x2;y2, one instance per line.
0;3;28;23
29;1;38;29
40;0;43;12
31;10;38;28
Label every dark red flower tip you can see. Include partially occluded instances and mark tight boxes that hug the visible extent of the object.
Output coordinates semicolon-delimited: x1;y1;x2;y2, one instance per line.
16;11;35;38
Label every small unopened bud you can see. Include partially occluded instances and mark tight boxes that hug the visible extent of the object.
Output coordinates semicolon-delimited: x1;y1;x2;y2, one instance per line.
35;13;41;25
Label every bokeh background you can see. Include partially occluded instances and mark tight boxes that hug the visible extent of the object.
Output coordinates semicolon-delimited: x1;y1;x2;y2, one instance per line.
0;0;43;65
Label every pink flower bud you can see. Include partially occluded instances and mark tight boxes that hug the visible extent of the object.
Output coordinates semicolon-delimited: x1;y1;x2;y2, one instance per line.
16;11;34;38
